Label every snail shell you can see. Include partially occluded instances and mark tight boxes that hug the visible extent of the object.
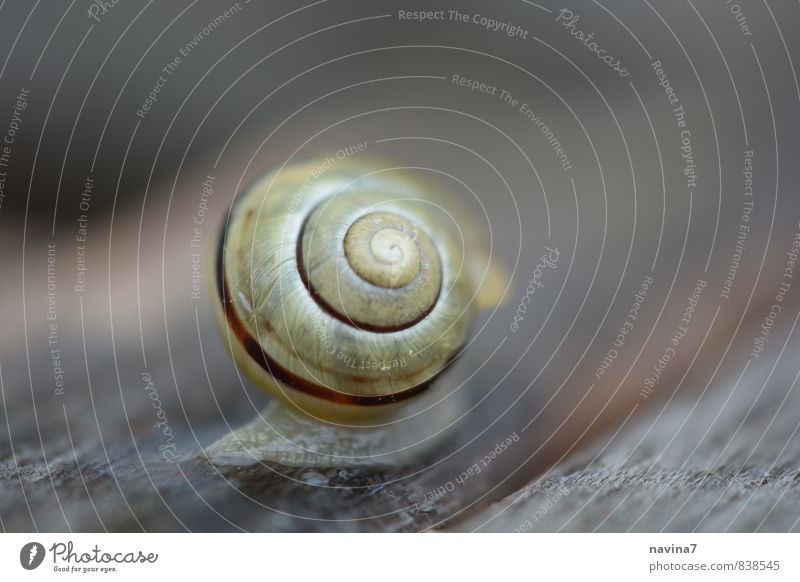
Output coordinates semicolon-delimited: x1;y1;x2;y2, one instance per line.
213;158;505;423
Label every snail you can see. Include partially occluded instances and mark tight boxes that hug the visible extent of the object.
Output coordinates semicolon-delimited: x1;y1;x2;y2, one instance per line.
207;157;507;467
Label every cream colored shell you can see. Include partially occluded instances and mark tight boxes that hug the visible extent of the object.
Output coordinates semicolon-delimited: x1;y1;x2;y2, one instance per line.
213;158;505;422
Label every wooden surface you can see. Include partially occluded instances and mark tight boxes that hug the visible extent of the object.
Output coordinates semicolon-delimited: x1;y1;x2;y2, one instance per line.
3;309;799;532
456;332;800;532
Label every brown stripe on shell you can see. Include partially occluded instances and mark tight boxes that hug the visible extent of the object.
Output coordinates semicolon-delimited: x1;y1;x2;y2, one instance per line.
294;211;440;333
215;219;441;407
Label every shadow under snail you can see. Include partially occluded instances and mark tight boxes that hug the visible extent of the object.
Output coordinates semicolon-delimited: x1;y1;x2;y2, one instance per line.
207;157;508;467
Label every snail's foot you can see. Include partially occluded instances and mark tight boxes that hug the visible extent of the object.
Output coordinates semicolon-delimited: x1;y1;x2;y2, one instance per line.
203;396;463;468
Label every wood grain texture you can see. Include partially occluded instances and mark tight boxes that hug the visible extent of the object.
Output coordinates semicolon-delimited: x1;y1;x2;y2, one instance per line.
3;312;799;532
454;331;800;532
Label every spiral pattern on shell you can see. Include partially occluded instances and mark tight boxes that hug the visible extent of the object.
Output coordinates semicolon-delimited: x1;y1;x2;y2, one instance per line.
214;159;477;421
